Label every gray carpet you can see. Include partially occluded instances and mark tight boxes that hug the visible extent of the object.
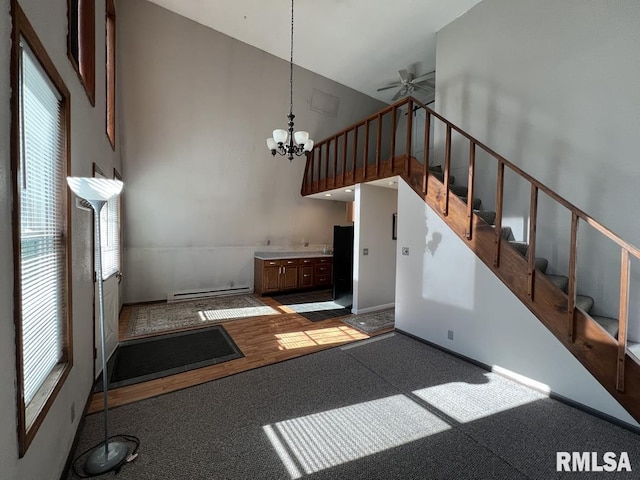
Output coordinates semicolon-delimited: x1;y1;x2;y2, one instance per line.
67;333;640;479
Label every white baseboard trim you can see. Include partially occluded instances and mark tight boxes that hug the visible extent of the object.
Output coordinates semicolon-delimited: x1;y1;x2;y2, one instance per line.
351;302;395;315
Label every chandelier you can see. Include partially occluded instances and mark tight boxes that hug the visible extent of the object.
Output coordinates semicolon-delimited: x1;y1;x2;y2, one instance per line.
266;0;314;161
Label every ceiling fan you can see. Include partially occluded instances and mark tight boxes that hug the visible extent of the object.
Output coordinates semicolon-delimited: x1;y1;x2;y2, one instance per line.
377;68;435;103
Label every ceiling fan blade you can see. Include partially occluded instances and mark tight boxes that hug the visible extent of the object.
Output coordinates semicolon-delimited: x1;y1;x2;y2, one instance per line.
414;84;434;92
413;70;435;83
398;69;410;83
391;89;404;101
377;83;401;92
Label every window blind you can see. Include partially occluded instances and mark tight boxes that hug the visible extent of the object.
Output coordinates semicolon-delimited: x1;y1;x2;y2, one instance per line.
99;195;120;279
18;41;67;405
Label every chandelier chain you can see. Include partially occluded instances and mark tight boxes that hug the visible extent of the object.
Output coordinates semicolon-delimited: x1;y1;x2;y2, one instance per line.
289;0;294;116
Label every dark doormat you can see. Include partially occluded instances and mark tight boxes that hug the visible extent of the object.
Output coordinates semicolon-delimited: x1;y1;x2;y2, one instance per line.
270;289;352;322
94;325;243;391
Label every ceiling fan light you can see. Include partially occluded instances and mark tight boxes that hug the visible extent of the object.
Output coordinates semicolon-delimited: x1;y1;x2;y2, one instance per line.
303;140;314;152
273;129;288;144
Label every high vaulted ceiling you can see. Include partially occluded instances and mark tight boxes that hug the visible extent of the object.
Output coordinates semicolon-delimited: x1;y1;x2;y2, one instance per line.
145;0;482;103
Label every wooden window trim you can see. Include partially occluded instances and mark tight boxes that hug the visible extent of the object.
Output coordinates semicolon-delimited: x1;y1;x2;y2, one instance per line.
106;0;116;149
10;0;73;457
67;0;96;106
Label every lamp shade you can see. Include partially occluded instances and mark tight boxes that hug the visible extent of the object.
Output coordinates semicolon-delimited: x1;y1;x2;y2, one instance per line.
273;129;288;144
266;138;277;150
294;131;309;146
67;177;123;201
303;140;315;152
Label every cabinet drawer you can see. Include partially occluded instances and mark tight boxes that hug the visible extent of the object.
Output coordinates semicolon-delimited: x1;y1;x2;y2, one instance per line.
314;264;332;275
314;274;332;286
315;257;332;264
264;260;281;267
300;258;315;265
282;258;299;266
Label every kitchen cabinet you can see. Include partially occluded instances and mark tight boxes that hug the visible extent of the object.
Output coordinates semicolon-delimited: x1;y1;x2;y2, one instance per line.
254;254;333;295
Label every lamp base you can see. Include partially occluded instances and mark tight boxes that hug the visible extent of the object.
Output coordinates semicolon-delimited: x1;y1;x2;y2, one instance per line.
84;440;128;475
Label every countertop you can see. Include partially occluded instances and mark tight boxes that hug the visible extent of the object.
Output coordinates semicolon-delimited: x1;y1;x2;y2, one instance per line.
254;251;333;260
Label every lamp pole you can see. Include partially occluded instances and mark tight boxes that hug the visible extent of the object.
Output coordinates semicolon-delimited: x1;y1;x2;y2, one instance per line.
67;177;128;475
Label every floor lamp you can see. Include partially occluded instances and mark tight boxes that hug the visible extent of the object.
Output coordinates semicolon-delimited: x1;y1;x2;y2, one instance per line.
67;177;126;475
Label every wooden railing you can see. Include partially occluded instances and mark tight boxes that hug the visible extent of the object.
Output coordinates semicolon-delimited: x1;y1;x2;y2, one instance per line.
302;96;640;413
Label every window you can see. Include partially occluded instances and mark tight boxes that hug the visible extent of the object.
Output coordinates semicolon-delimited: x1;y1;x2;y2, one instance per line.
93;165;121;279
68;0;95;105
106;0;116;148
11;2;72;456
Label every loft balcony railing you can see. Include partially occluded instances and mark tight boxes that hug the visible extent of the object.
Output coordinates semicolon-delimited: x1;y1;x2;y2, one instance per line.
301;96;640;421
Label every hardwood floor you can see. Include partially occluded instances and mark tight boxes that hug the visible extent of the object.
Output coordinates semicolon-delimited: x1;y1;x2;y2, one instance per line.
88;295;391;413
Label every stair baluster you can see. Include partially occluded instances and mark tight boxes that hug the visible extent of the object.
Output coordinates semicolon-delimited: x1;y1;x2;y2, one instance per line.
443;124;452;216
422;111;430;196
494;161;505;267
617;249;630;392
466;142;476;240
567;213;579;342
405;99;413;178
528;185;539;299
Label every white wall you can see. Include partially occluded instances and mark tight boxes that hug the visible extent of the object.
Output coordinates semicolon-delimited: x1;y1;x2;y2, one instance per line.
395;180;637;426
353;183;397;313
435;0;640;339
0;1;122;479
118;0;386;303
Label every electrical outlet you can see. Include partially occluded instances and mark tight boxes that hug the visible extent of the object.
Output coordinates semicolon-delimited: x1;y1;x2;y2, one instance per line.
447;330;454;341
402;247;409;256
70;401;76;423
363;248;369;256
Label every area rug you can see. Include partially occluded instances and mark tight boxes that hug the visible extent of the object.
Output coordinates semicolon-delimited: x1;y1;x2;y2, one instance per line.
96;325;243;390
271;289;352;322
126;294;278;337
342;309;395;334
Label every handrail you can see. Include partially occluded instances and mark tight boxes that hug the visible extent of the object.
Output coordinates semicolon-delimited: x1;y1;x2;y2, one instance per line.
307;95;640;261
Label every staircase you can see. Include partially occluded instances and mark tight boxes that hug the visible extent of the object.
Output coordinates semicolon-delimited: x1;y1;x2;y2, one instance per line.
301;96;640;424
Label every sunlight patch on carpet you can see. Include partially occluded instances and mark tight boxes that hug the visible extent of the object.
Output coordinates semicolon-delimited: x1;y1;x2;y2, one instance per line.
263;395;450;477
412;373;546;423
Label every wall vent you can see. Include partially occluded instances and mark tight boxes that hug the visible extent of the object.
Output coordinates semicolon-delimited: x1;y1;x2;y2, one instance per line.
167;285;252;302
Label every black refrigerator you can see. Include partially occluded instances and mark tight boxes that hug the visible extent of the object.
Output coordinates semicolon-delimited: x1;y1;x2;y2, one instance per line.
332;225;354;308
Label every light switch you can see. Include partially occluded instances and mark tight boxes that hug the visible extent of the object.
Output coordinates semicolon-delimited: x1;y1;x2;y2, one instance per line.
402;247;409;256
363;248;369;256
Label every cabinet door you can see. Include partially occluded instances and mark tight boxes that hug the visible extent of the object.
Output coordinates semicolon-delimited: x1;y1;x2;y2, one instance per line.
263;265;281;293
299;265;314;288
281;265;299;290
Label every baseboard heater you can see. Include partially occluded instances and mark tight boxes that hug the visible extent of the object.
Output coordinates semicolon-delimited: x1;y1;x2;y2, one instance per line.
167;286;252;302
